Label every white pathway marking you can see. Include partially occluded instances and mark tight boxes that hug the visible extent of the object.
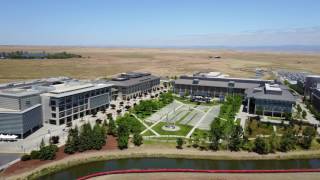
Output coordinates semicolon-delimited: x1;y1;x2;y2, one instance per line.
132;114;160;136
186;106;214;138
139;102;185;135
174;99;206;114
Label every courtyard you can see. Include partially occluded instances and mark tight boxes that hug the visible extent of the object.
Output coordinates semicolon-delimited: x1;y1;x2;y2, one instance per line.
140;100;221;138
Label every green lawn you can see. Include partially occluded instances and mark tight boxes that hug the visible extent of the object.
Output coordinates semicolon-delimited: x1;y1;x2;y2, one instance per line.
152;122;193;136
245;119;274;138
141;130;155;136
191;128;209;139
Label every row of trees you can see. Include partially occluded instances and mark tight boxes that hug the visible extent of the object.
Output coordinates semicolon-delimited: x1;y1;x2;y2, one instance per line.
208;95;318;154
64;123;106;154
253;126;317;154
210;117;317;154
132;92;174;119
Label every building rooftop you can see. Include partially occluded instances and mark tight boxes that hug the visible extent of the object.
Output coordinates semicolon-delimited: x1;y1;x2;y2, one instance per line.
174;78;262;89
246;84;296;102
42;82;113;98
110;72;159;87
0;88;41;97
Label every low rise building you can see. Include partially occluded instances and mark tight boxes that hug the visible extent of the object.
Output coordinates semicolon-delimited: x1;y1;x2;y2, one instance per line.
173;73;272;98
304;75;320;99
0;88;42;138
246;84;296;116
109;72;160;100
311;88;320;112
41;82;112;125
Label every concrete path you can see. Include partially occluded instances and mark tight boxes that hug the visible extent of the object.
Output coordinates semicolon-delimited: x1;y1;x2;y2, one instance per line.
131;114;160;137
185;107;214;138
139;102;185;135
235;105;248;130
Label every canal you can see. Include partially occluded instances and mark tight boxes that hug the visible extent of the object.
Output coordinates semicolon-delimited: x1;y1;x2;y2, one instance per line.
40;157;320;180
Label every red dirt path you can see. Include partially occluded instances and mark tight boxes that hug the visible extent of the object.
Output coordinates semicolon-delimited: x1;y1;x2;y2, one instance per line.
2;135;118;176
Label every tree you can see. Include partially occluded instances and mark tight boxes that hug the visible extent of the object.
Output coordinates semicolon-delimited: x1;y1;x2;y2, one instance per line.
92;124;106;150
64;135;76;154
78;123;93;152
117;123;129;150
40;138;45;149
279;129;297;152
300;126;316;149
209;118;224;150
268;132;279;153
302;110;307;119
283;112;292;121
107;117;117;135
254;136;269;154
133;133;143;146
297;104;302;114
176;138;184;149
228;125;243;151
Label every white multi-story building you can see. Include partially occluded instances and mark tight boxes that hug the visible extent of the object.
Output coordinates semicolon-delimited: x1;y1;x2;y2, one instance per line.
41;82;112;125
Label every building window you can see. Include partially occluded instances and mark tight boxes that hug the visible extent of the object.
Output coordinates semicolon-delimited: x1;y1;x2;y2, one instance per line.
59;118;65;125
50;100;56;106
49;119;57;125
51;106;56;111
25;100;31;106
51;113;56;118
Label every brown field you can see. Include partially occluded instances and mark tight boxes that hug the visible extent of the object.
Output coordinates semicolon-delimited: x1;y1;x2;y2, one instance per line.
0;46;320;83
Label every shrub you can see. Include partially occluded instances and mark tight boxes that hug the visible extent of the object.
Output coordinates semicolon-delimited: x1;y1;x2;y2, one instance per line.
242;141;254;152
133;133;143;146
254;136;269;154
30;150;40;159
21;154;31;161
117;135;129;150
279;129;297;152
300;126;316;149
39;145;58;160
176;138;184;149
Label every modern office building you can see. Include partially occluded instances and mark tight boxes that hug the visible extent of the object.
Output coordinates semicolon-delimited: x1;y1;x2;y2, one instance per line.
173;72;273;98
246;84;296;116
311;88;320;112
0;88;42;138
0;77;70;90
41;82;112;125
304;75;320;99
109;72;160;100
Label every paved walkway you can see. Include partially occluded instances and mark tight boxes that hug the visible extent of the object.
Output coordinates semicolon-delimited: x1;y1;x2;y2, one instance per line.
186;107;214;138
235;105;248;130
131;114;160;136
140;102;184;135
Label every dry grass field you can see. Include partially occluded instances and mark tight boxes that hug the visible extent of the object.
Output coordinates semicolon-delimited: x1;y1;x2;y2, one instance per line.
0;46;320;83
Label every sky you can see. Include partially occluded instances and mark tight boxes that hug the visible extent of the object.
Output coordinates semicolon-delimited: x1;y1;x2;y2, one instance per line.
1;0;320;47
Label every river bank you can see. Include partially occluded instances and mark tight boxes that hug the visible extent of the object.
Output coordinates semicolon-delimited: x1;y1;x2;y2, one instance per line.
2;144;320;180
